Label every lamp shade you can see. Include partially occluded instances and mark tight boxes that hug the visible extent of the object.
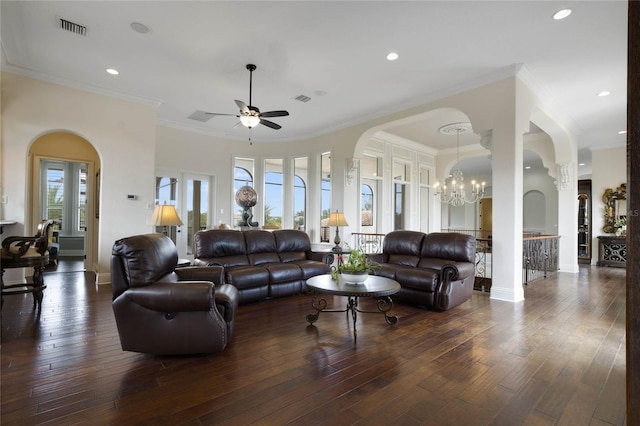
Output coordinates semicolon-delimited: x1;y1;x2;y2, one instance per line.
149;203;183;227
327;211;348;227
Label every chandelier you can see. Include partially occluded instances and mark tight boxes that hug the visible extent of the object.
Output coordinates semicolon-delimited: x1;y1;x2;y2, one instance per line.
434;122;485;206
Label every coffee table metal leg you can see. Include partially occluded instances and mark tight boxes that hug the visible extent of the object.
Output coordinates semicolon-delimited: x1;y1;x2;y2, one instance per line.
347;296;358;342
306;293;397;343
306;294;328;324
352;296;397;325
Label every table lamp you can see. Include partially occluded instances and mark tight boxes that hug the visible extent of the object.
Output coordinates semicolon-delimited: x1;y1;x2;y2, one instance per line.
327;210;348;252
149;202;183;235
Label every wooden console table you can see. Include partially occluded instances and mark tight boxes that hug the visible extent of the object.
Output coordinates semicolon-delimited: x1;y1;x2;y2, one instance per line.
597;236;627;268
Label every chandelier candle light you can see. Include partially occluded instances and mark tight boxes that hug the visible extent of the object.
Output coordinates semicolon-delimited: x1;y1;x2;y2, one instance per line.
434;122;485;206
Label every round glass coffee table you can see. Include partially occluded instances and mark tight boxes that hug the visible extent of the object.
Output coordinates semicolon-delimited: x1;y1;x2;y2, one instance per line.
305;274;400;342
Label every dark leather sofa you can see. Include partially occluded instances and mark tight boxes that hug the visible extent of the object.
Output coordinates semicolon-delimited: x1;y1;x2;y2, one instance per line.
111;233;239;354
367;231;476;311
194;229;331;304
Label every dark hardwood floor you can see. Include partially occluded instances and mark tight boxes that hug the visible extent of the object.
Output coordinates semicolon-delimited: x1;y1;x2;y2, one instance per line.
1;262;627;425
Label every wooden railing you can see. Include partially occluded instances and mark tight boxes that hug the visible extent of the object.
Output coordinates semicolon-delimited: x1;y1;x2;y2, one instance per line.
351;232;385;253
443;230;560;292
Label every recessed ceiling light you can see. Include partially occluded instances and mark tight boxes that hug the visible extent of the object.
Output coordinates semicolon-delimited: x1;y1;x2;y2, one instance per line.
619;130;627;134
130;22;151;34
579;163;585;166
106;68;119;75
386;52;399;61
597;91;611;97
553;9;572;20
525;166;531;170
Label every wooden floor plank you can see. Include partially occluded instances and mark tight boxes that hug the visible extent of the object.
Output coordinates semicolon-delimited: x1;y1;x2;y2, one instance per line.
0;263;627;425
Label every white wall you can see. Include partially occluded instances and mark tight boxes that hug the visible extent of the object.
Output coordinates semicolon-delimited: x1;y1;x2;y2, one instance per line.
1;73;156;285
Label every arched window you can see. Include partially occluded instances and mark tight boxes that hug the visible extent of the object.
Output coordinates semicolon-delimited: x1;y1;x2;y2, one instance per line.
264;171;283;228
234;166;253;191
294;174;306;230
361;184;373;226
234;166;253;227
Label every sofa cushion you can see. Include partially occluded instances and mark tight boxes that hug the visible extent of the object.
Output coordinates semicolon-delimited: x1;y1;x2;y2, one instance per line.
382;230;424;267
421;232;475;263
245;231;281;265
292;260;330;279
198;255;250;268
263;263;302;283
224;265;270;290
395;268;439;293
194;229;247;258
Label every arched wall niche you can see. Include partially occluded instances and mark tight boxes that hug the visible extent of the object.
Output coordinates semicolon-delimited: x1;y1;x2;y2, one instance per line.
523;189;546;233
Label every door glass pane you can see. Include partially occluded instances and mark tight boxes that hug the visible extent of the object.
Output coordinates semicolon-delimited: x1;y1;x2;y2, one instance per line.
394;183;406;230
361;183;373;227
393;162;410;230
46;165;64;226
186;178;208;255
77;164;87;232
155;175;179;242
419;166;431;233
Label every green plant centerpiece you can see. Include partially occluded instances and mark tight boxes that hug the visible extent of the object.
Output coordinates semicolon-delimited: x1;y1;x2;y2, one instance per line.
331;244;377;283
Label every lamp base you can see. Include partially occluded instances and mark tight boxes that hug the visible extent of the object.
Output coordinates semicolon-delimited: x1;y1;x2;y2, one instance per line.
332;228;342;253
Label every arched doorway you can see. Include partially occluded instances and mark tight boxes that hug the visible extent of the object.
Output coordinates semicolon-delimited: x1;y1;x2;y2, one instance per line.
29;132;101;273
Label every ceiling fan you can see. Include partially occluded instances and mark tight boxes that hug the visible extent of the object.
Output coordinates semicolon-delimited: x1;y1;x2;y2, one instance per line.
207;64;289;130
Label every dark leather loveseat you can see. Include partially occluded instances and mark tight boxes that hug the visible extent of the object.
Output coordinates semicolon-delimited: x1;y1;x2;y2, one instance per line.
111;233;239;354
194;229;331;304
367;231;476;311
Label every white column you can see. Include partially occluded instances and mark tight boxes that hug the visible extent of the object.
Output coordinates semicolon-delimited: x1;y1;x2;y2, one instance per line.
489;121;525;303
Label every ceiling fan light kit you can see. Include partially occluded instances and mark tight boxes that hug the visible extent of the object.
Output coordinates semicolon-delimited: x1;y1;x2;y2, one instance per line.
207;64;289;133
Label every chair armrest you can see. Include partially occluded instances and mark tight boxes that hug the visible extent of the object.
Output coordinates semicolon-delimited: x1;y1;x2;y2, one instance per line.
307;250;333;265
366;253;388;264
1;236;48;259
214;283;239;322
175;265;224;285
123;282;214;312
441;262;475;283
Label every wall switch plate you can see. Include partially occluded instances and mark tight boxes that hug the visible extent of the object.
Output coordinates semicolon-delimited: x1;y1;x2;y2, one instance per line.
0;195;7;204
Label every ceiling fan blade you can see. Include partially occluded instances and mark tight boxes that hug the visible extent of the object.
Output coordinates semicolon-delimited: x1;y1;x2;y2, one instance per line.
235;100;249;114
204;112;236;116
260;119;282;130
260;110;289;118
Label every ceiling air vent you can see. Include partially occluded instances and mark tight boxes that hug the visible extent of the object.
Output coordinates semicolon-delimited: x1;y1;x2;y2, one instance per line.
294;95;311;103
59;18;87;36
188;110;214;123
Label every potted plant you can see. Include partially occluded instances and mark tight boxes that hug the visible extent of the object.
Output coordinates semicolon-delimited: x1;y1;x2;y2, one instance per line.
331;244;377;283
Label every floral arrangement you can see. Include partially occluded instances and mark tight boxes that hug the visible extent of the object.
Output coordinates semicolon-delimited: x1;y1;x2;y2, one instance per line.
615;217;627;237
330;243;377;280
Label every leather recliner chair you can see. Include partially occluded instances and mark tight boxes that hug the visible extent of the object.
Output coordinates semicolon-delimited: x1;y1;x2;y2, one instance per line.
111;233;239;355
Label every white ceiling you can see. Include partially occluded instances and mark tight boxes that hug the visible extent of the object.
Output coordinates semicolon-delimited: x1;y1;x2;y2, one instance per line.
0;1;628;175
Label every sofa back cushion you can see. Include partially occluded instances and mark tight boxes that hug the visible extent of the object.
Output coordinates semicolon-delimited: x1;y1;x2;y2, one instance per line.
194;229;249;267
274;230;311;263
244;230;281;265
111;233;177;291
420;232;476;263
383;230;425;267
